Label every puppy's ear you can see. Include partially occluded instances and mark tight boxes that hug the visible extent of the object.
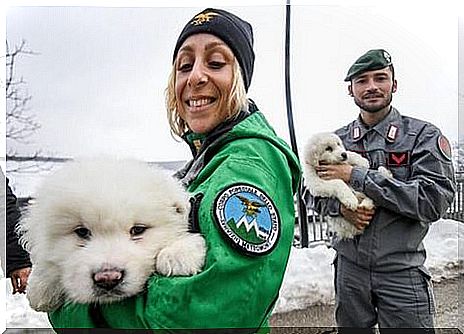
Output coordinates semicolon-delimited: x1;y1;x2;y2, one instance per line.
303;141;320;169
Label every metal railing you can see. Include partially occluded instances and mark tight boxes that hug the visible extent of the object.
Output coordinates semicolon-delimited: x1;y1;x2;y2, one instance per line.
295;172;464;248
444;172;464;221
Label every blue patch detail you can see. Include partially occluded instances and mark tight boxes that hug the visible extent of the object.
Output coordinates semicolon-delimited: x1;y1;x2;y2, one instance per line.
214;184;280;256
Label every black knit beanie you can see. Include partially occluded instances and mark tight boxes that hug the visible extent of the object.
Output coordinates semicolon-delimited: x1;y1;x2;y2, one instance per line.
172;8;255;92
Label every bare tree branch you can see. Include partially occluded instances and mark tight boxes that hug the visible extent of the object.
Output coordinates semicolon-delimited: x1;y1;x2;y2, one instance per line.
4;39;45;173
5;39;41;145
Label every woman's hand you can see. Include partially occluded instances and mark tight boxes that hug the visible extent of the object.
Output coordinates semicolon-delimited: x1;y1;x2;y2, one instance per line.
10;267;32;294
340;204;375;231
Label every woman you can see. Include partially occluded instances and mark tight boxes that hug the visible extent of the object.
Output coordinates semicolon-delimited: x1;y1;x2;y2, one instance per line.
50;8;301;331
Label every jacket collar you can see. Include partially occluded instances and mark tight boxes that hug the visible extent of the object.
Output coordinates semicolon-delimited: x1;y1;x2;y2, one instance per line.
351;107;402;143
182;101;257;157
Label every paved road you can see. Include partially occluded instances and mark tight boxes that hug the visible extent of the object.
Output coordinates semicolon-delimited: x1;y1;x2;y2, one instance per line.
270;275;463;333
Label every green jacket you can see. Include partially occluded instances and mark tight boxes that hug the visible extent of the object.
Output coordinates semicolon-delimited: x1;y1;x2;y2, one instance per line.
49;109;301;331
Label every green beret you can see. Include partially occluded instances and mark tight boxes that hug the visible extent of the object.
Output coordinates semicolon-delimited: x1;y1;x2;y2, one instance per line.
345;49;392;81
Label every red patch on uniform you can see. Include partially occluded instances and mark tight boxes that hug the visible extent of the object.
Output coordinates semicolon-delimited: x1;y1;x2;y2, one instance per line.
387;152;410;166
438;135;452;161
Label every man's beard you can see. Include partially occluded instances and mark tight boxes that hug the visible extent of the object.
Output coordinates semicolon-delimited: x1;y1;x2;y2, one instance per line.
354;91;393;113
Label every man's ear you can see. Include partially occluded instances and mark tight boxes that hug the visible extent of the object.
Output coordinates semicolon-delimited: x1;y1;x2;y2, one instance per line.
348;85;353;96
392;79;398;93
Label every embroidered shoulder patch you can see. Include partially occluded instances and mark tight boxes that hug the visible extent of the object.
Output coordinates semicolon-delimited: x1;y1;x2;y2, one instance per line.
437;135;452;161
214;184;280;256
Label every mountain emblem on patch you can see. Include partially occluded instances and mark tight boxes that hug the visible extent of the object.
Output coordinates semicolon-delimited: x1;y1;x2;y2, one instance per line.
214;184;280;256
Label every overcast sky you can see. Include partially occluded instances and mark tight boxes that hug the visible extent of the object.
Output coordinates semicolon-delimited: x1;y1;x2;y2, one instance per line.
2;1;463;164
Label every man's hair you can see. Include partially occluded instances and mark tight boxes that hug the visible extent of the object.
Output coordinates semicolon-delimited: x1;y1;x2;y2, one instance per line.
165;58;248;138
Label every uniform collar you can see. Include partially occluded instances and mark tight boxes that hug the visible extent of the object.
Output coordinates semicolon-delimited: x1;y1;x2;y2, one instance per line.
371;107;402;143
351;107;401;143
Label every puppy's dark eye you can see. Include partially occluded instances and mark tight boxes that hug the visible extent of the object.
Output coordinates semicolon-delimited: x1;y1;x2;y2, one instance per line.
130;225;147;236
325;147;333;152
74;226;91;239
174;203;185;214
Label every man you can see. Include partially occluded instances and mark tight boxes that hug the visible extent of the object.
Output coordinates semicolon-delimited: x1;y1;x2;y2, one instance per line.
4;173;32;294
315;49;455;333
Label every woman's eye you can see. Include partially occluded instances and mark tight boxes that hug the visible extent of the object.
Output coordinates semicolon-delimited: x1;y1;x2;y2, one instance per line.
130;225;148;236
178;63;192;72
74;226;91;239
209;61;225;69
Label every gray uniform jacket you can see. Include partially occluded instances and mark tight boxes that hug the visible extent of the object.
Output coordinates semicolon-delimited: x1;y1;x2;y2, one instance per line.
326;107;455;272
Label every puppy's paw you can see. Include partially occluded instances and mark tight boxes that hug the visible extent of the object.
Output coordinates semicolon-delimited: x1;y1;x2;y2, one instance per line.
156;233;206;277
339;192;359;211
378;166;392;178
347;151;369;168
27;273;64;312
358;197;374;210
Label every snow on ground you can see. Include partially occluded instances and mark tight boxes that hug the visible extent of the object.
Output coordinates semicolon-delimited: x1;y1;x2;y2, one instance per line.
274;219;463;313
4;219;462;328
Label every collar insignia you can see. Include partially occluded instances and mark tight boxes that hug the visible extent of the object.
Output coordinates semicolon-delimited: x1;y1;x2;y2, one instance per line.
386;124;398;142
214;184;280;256
191;12;219;26
193;139;202;153
353;127;361;140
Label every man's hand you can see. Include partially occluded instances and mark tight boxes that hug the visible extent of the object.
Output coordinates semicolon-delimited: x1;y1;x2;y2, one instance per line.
315;164;353;183
340;204;375;231
10;267;32;294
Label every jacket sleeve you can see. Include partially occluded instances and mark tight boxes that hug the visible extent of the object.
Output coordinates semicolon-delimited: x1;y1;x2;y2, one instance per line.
6;178;32;277
349;125;456;223
49;139;298;329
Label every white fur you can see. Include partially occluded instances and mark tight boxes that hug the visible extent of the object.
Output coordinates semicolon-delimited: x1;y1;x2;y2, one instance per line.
303;132;391;239
18;158;206;312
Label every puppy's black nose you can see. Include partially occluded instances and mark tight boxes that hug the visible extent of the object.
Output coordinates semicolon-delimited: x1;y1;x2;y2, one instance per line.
341;152;348;161
93;268;124;291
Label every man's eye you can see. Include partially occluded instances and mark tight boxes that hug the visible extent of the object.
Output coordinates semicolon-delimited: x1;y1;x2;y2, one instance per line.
130;225;148;236
74;226;91;239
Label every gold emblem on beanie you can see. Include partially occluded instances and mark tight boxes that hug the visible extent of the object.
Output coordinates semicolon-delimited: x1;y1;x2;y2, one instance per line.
191;12;218;26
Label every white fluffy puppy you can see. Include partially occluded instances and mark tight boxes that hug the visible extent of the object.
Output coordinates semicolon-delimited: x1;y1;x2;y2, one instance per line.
19;158;206;312
303;132;390;239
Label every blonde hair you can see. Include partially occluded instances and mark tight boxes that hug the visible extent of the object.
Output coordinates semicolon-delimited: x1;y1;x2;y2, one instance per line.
165;58;248;138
